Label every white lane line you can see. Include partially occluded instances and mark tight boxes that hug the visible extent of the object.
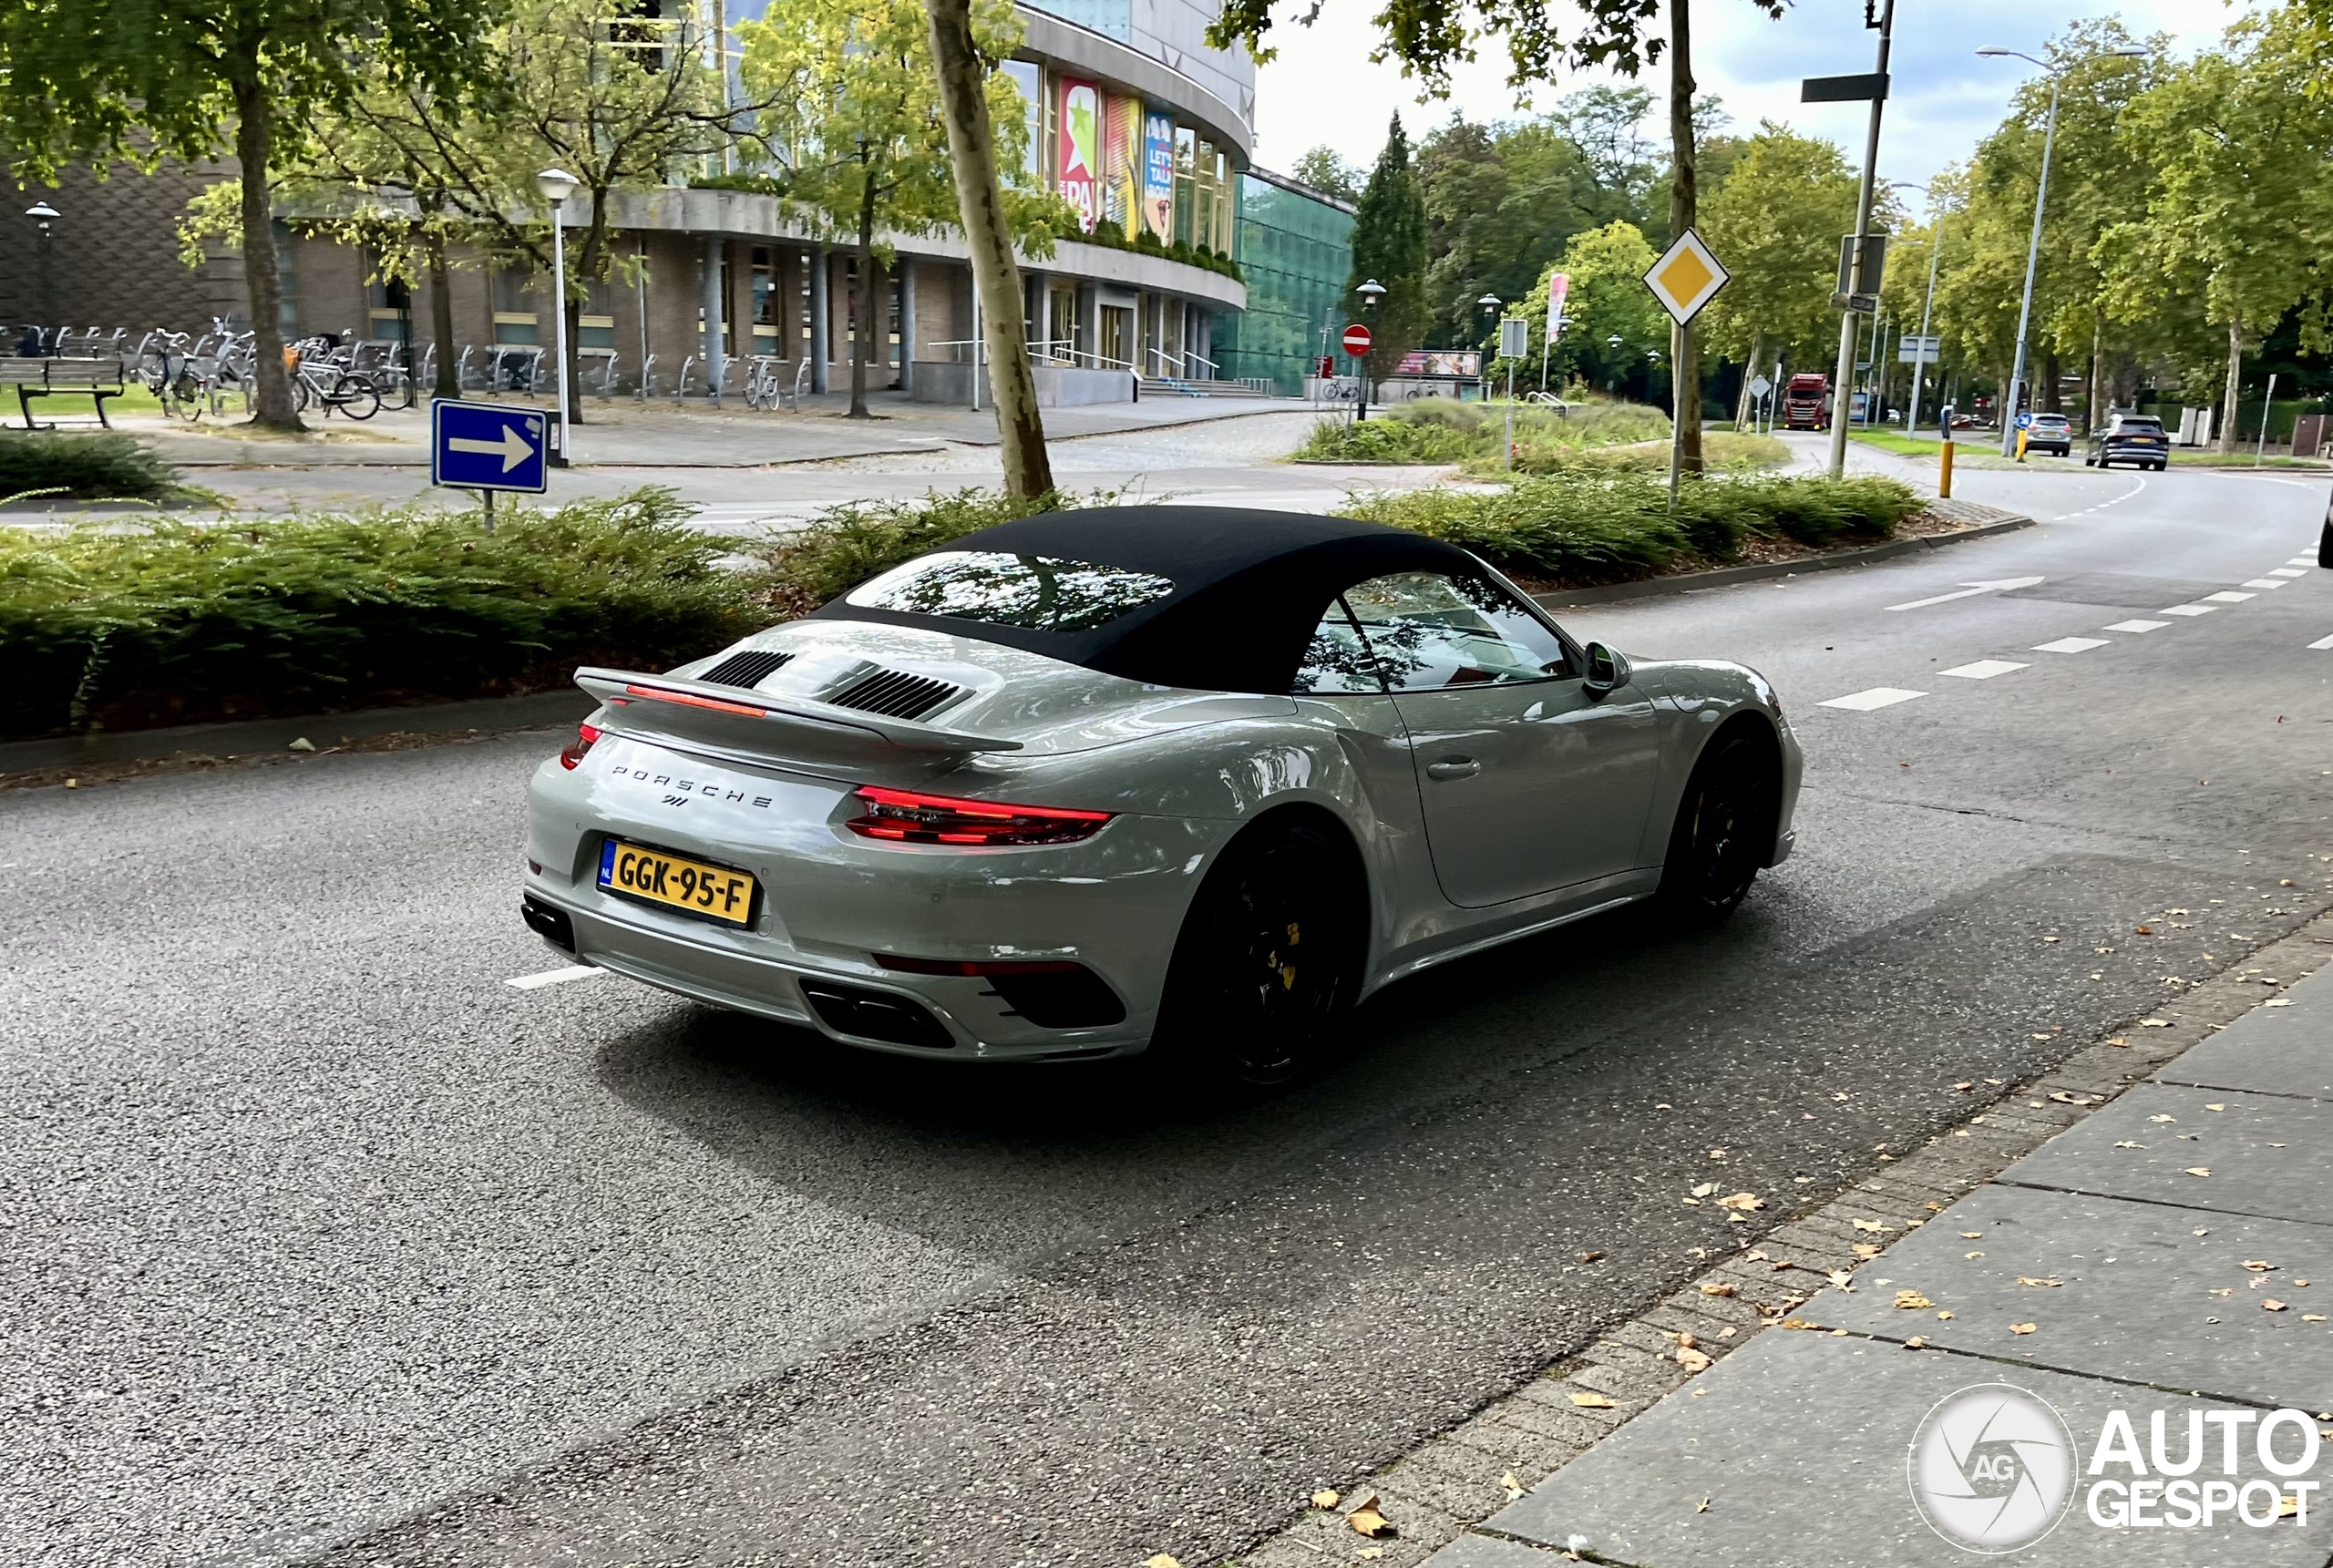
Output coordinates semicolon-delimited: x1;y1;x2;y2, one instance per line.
1820;687;1927;712
2242;579;2288;589
1938;660;2028;680
2161;604;2218;616
2103;619;2172;633
2204;590;2256;603
1884;575;2046;612
2269;569;2308;578
2050;474;2150;519
2291;558;2321;567
2312;634;2333;651
508;965;603;990
2033;637;2111;654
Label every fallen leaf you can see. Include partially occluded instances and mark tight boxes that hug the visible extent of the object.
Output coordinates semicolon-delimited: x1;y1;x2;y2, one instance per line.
2042;936;2060;944
2140;1019;2171;1028
1691;1182;1720;1197
1827;1269;1856;1290
1894;1290;1935;1309
1717;1193;1764;1211
1833;1091;1849;1102
2205;1103;2226;1112
1502;1472;1526;1501
2017;1277;2064;1288
2245;1261;2276;1272
1677;1346;1713;1373
1937;1311;1955;1320
1356;1551;1383;1563
1578;1250;1604;1264
2136;926;2153;935
1905;1336;1928;1349
2104;1036;2129;1047
2114;1141;2143;1149
1346;1495;1393;1538
1696;1496;1711;1513
2150;1114;2177;1123
1952;1081;1975;1091
2185;1168;2213;1178
2010;1322;2037;1335
2210;1288;2235;1297
2280;1496;2301;1520
1852;1219;1891;1234
2304;1315;2328;1323
1853;1244;1882;1259
1568;1392;1617;1409
1966;1251;1986;1260
2268;999;2293;1008
2265;1299;2289;1312
1310;1490;1341;1511
1680;1196;1702;1206
2049;1091;2095;1105
1701;1282;1737;1297
1960;1231;1984;1239
287;736;316;753
1725;1211;1749;1224
1146;1557;1183;1568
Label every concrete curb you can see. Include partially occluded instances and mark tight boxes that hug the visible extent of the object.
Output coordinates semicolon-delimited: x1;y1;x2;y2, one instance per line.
0;690;595;775
1224;912;2333;1568
1531;508;2034;611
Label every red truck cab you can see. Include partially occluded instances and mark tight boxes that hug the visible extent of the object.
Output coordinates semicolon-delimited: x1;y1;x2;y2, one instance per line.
1782;374;1831;430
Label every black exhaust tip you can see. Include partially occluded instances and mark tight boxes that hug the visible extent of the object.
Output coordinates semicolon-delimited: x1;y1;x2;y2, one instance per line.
799;980;955;1050
521;893;576;952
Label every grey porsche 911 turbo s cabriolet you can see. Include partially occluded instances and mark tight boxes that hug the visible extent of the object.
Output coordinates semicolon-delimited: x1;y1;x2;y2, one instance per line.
523;507;1802;1082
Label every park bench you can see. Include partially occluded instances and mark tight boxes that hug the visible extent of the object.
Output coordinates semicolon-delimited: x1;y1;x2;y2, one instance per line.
0;356;128;429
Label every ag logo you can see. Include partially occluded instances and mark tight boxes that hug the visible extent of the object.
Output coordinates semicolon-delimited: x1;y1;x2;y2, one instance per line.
1908;1383;2075;1553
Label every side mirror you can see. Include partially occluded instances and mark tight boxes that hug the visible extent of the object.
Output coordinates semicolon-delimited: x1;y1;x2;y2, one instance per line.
1582;641;1630;697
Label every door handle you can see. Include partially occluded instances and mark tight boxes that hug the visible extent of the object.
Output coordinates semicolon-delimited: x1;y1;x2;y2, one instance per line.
1426;757;1481;781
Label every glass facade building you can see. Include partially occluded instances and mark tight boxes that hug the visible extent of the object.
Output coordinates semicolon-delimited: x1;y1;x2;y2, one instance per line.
1214;170;1354;395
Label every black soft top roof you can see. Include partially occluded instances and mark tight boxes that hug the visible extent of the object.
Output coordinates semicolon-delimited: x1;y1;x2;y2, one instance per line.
807;506;1475;694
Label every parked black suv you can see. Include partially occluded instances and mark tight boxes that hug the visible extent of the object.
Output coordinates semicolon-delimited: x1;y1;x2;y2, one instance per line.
2087;414;2170;471
2022;412;2072;456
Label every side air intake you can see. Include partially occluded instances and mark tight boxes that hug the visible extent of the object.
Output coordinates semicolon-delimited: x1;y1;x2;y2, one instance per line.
825;667;964;721
698;649;795;689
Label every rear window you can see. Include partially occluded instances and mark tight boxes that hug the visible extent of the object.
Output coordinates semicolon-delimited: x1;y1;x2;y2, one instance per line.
2113;417;2164;434
2030;415;2069;427
845;550;1175;633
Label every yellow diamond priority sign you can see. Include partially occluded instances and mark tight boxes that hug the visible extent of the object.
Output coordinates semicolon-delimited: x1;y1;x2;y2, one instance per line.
1644;228;1730;326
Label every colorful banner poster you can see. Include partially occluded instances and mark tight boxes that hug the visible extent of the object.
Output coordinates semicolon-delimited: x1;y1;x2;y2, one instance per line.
1057;77;1100;231
1141;109;1176;242
1102;94;1140;238
1396;350;1482;377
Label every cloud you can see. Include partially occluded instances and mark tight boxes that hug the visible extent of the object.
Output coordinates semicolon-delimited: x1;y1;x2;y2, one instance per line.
1250;0;2249;189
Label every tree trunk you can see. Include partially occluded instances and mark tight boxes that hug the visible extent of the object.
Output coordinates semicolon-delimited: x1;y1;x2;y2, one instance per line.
848;189;877;419
2085;309;2104;435
2217;313;2243;455
1668;0;1701;475
1734;329;1763;428
2040;348;2061;414
232;78;301;431
567;206;613;425
426;231;459;400
921;0;1052;497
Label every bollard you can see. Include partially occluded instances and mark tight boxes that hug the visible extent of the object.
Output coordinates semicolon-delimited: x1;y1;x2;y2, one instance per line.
1939;436;1954;498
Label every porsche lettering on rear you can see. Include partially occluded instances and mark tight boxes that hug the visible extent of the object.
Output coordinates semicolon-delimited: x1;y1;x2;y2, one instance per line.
524;507;1803;1082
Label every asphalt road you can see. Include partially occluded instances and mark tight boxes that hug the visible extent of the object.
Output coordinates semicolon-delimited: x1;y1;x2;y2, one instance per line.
4;453;2331;1568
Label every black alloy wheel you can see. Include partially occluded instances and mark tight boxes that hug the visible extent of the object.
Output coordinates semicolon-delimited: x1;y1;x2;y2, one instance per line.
1154;820;1362;1087
1657;729;1782;925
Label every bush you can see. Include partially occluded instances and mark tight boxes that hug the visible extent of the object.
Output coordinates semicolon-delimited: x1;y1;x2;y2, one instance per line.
1;488;762;739
0;431;180;500
1338;472;1921;587
1488;430;1790;478
1295;415;1477;464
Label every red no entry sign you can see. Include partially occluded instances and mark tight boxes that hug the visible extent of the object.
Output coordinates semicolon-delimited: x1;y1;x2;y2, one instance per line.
1341;323;1372;356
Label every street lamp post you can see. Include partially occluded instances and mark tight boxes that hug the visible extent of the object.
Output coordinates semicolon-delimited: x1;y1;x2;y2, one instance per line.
1978;45;2148;456
535;167;579;467
1825;0;1896;479
1356;277;1385;423
26;200;59;342
1478;292;1508;464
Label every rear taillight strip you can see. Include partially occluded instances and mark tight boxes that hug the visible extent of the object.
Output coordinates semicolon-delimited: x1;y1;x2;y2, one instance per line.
845;784;1113;846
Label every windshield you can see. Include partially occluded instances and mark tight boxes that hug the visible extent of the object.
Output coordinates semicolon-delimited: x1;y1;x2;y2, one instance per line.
845;550;1176;633
2113;418;2164;434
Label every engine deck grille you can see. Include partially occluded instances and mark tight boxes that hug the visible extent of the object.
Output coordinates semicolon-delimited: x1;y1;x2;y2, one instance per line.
825;667;964;721
698;649;795;689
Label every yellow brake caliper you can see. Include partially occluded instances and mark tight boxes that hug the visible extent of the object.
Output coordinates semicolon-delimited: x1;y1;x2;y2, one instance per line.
1281;921;1300;989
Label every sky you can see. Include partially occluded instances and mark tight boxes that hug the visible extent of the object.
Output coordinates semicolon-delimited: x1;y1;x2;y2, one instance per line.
1250;0;2253;204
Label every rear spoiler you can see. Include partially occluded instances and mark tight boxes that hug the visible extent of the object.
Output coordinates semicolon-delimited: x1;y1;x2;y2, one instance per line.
574;668;1023;754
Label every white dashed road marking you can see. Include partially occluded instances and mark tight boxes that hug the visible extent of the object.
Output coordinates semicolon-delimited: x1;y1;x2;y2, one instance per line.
1884;576;2047;611
1938;660;2028;680
2032;637;2111;654
2270;568;2307;578
2312;634;2333;651
2243;579;2288;589
2291;558;2321;567
508;965;603;990
2161;604;2217;616
2204;590;2256;603
1820;687;1927;712
2103;619;2172;633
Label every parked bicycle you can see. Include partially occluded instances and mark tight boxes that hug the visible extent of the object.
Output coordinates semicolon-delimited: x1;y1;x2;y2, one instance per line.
288;336;380;419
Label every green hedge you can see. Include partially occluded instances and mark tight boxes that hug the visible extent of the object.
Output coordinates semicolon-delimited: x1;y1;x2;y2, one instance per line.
0;431;181;500
1338;473;1922;586
2;489;761;739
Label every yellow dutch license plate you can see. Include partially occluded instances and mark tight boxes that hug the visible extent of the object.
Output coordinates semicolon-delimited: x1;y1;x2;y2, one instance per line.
598;838;759;927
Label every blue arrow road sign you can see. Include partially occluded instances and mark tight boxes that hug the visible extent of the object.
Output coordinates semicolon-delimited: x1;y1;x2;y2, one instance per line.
431;398;548;493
